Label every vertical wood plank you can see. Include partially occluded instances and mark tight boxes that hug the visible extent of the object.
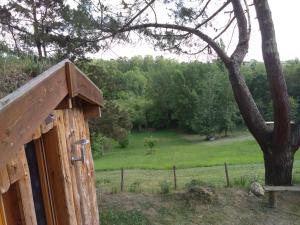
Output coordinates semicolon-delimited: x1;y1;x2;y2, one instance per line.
0;195;7;225
17;148;38;225
2;183;23;225
72;109;92;225
6;150;25;185
63;109;82;225
42;112;78;225
34;139;57;225
0;167;10;194
82;112;100;225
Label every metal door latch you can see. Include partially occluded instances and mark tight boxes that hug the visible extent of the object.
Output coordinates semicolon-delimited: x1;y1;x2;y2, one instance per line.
71;138;89;164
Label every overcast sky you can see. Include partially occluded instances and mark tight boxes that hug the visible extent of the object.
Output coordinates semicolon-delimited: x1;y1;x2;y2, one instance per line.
96;1;300;62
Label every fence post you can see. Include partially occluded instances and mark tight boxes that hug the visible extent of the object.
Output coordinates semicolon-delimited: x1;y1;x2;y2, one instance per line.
224;162;230;187
121;168;124;192
173;165;177;190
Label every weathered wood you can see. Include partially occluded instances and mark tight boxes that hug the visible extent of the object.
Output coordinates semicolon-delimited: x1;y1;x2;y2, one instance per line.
72;109;93;225
83;117;100;225
0;59;103;168
121;168;124;192
73;66;103;106
62;109;82;225
32;127;42;140
56;97;73;110
173;165;177;190
83;104;101;119
0;167;10;194
0;62;68;167
268;191;277;208
34;139;57;225
17;148;38;225
42;123;78;225
2;184;24;225
264;186;300;192
6;150;25;184
224;162;230;187
0;195;7;225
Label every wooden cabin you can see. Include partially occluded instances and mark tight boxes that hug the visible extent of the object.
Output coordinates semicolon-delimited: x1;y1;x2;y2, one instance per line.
0;60;103;225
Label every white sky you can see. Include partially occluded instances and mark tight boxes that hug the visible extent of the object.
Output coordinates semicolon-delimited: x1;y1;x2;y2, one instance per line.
96;1;300;62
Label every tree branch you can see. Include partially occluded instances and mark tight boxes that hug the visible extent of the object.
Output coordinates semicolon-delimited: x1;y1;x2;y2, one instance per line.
120;23;231;65
195;0;231;29
230;0;250;65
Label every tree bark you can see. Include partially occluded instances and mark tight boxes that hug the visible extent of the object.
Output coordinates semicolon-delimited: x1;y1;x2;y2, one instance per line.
264;148;294;185
227;63;269;148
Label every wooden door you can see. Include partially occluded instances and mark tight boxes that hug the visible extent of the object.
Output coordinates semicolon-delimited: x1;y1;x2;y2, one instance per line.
40;109;99;225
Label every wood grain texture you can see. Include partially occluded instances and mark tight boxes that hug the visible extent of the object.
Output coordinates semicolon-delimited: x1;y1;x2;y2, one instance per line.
0;64;68;167
264;186;300;192
17;147;38;225
42;116;78;225
34;139;57;225
0;167;10;194
0;195;7;225
73;66;103;106
2;183;23;225
6;150;25;185
62;109;83;225
0;59;103;168
62;108;99;225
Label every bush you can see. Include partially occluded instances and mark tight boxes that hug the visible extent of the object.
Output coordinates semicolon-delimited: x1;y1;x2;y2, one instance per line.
185;179;215;190
144;136;158;154
119;136;129;148
160;180;171;194
129;180;142;193
91;133;111;158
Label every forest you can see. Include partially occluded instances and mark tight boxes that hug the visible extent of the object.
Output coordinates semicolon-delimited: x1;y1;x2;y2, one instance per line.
80;56;300;148
2;52;300;150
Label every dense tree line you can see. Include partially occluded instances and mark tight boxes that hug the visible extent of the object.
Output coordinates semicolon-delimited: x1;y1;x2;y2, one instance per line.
78;56;300;140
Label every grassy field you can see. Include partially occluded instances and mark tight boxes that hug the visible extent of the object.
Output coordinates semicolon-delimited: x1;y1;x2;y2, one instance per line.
94;130;300;170
94;130;300;192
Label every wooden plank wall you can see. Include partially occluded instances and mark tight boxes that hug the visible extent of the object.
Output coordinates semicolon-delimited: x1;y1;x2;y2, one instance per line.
0;147;37;225
62;108;99;225
0;107;99;225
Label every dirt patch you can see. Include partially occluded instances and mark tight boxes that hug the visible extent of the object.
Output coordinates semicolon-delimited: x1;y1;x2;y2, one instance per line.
99;188;300;225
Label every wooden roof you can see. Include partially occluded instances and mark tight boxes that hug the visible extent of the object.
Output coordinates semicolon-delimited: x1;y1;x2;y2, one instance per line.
0;59;103;167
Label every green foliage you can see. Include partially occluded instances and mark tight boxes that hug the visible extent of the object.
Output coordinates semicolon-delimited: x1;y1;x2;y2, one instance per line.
91;132;111;158
233;175;260;187
80;56;240;136
185;179;214;190
118;137;129;148
144;136;158;154
129;180;142;193
89;101;132;144
0;0;100;59
100;209;150;225
160;180;171;194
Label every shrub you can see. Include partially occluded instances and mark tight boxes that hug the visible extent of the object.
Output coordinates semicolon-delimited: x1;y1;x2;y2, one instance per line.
160;180;171;194
91;132;111;158
185;179;215;190
129;180;142;193
144;136;158;154
119;136;129;148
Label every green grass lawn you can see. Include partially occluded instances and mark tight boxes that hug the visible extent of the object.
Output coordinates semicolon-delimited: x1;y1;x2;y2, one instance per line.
95;130;300;170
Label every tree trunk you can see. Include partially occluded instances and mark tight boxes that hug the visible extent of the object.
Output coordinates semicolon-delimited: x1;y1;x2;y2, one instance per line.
264;148;294;185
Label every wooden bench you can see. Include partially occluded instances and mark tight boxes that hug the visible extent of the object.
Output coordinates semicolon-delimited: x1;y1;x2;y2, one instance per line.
264;186;300;208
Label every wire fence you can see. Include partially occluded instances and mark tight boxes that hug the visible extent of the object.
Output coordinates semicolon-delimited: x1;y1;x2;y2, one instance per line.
95;161;300;193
